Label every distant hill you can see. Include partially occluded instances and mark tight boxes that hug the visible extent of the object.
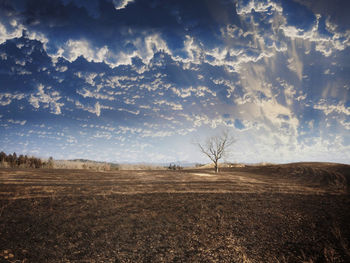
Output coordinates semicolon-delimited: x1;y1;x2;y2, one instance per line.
223;162;350;193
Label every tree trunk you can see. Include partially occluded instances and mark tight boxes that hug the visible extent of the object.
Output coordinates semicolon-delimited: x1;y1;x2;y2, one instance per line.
214;162;219;173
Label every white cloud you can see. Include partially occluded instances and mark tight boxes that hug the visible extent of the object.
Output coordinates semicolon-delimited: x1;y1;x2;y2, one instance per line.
76;88;115;101
221;24;244;39
133;34;172;64
117;125;174;138
0;21;23;44
29;84;64;115
94;101;101;116
74;100;112;116
279;79;296;106
0;52;7;60
235;128;350;164
117;108;140;115
280;14;350;57
174;34;276;73
314;100;350;116
171;86;216;98
287;51;303;81
236;0;282;16
93;131;112;140
0;93;25;106
140;130;174;138
15;59;26;66
231;92;300;147
47;33;172;68
339;119;350;130
17;68;32;75
179;35;202;64
0;19;51;53
113;0;134;10
179;113;225;128
139;105;151;110
154;100;183;110
56;66;68;72
74;72;99;86
7;119;27;125
60;39;109;63
26;30;49;47
104;75;140;88
260;100;299;132
47;40;132;68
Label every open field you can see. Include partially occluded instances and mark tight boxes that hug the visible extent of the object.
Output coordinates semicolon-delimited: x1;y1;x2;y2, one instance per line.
0;162;350;262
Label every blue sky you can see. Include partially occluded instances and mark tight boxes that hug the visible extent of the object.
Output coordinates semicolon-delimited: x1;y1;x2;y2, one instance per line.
0;0;349;164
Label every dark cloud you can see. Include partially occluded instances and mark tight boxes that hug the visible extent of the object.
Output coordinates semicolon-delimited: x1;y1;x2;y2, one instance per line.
281;0;316;30
293;0;350;31
0;0;240;54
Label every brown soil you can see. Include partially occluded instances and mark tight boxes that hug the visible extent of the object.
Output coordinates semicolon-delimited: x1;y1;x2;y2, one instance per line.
0;162;349;262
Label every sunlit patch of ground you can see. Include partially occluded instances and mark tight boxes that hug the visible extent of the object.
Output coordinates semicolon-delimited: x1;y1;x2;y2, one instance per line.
191;173;215;177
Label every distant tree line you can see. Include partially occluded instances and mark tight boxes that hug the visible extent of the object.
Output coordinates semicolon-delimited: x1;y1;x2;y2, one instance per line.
0;151;53;168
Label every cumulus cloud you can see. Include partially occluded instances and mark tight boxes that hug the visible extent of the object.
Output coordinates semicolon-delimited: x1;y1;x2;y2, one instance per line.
134;34;172;64
178;35;202;64
29;84;64;115
0;21;23;45
93;131;112;140
116;125;179;138
74;100;114;116
171;86;216;98
25;30;49;48
339;119;350;130
154;100;183;111
179;113;225;129
56;66;68;72
113;0;135;10
236;0;282;15
47;33;172;68
7;119;27;125
314;100;350;116
279;79;297;106
58;39;110;64
0;93;25;106
76;88;115;101
75;101;100;116
280;14;350;57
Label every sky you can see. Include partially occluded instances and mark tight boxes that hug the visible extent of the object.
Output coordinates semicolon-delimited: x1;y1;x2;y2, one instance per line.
0;0;350;164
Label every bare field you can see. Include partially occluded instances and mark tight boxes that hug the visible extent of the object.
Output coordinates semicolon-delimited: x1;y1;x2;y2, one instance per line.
0;163;350;262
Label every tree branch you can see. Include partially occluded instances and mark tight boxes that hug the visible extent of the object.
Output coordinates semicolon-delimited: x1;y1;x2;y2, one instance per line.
195;130;236;173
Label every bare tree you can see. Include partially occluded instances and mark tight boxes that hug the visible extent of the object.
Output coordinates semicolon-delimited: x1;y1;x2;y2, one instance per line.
196;130;236;173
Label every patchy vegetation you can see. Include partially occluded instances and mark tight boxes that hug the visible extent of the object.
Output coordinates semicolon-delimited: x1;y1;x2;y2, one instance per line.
53;159;114;171
0;163;349;262
0;151;165;171
0;151;52;169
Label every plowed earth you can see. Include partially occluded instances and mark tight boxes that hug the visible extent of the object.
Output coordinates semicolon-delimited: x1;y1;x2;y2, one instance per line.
0;163;349;262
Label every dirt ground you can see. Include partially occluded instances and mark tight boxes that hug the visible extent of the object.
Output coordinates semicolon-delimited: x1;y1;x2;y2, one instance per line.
0;163;349;262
